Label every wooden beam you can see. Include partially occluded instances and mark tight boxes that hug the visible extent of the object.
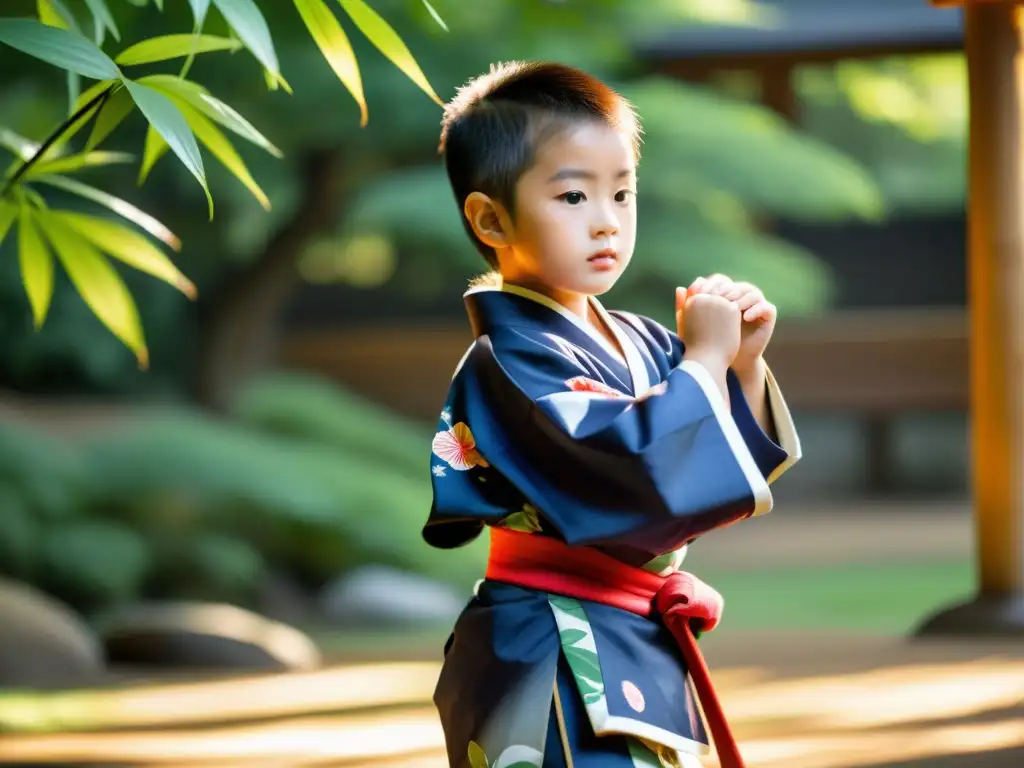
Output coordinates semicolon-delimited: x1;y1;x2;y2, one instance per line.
918;0;1024;636
760;63;798;122
931;0;1009;7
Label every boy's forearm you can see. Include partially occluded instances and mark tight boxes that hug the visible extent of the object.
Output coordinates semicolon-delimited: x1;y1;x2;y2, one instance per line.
682;346;731;408
733;356;775;439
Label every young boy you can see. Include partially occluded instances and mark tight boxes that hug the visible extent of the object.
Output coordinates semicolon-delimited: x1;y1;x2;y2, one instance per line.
424;61;801;768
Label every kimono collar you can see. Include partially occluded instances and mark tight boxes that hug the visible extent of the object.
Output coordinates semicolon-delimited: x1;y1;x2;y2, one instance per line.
464;278;652;396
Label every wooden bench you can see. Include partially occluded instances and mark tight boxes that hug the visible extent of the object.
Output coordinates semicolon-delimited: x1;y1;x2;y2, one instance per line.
765;307;968;490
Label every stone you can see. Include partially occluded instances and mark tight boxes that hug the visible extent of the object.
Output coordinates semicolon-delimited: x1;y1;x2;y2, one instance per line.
0;577;104;688
318;565;467;626
256;569;316;625
100;601;321;672
914;593;1024;637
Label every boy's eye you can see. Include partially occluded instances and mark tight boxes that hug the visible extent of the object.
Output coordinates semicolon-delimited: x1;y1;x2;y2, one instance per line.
559;191;585;205
615;189;635;203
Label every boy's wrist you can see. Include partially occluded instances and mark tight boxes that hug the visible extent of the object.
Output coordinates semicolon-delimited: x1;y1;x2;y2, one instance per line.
683;344;733;377
731;354;766;384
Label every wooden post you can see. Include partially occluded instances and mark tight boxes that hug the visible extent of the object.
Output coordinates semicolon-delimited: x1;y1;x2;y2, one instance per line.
918;0;1024;635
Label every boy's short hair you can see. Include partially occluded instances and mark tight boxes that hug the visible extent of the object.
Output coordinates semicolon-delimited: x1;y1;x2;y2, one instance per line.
439;61;641;267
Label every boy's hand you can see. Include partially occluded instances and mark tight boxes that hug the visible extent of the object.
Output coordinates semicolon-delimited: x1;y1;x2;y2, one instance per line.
676;287;741;369
686;274;776;375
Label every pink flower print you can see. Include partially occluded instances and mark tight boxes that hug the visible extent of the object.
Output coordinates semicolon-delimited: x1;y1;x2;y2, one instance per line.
432;422;490;471
564;376;625;398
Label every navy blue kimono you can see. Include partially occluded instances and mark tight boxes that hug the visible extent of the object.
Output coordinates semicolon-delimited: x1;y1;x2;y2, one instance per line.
424;280;801;768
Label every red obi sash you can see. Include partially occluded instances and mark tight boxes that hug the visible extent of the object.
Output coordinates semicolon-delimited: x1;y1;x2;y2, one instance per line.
486;527;745;768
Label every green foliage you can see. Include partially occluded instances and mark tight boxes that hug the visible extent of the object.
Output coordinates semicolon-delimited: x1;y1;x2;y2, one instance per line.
233;371;430;480
0;484;40;579
0;372;485;617
0;0;445;359
105;414;478;586
797;55;967;214
37;520;150;612
0;18;120;79
628;78;883;223
78;406;483;589
0;421;88;521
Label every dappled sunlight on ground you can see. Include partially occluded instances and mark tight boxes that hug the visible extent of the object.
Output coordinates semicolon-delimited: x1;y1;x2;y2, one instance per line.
2;708;445;764
0;662;440;732
1;640;1021;767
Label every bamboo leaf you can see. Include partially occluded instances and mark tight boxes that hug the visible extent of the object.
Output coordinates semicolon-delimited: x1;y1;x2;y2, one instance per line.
28;150;133;177
0;129;39;162
17;207;55;329
153;0;163;10
267;71;293;96
187;0;211;26
56;210;196;298
37;209;148;368
0;18;120;80
40;0;81;34
172;99;271;210
294;0;367;126
421;0;447;31
138;125;169;184
33;173;181;250
37;0;82;114
141;75;281;157
86;86;134;150
83;0;120;43
115;34;241;66
337;0;442;106
0;201;17;248
37;0;72;30
123;80;212;218
211;0;280;77
67;72;83;118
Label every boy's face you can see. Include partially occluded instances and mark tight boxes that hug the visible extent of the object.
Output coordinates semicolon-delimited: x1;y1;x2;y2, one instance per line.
501;120;637;298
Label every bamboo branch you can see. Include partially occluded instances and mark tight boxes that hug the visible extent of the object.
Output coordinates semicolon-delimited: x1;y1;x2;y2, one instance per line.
1;84;114;198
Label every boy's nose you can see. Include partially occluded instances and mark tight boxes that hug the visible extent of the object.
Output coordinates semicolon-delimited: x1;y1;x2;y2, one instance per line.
591;213;619;239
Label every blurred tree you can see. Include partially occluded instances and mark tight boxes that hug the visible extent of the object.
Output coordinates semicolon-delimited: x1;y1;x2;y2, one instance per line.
796;53;966;214
0;0;883;409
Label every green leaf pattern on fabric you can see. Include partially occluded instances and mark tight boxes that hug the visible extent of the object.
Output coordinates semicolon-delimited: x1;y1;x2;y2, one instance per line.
499;504;542;534
548;595;605;706
641;544;689;577
467;740;488;768
627;738;685;768
546;594;699;763
466;740;543;768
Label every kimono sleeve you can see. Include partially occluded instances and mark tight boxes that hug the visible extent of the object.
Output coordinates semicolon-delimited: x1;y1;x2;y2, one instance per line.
456;328;774;550
726;367;801;483
618;311;801;485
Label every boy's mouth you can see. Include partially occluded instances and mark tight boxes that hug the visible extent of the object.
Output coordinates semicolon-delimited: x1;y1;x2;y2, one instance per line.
588;249;618;270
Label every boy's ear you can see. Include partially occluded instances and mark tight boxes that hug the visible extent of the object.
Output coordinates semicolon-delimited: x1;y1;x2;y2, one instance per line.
464;192;512;249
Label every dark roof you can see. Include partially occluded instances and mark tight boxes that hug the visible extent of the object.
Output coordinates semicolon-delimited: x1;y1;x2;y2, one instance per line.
637;0;963;67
